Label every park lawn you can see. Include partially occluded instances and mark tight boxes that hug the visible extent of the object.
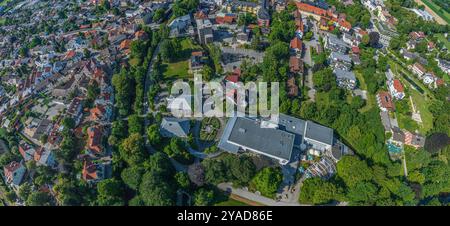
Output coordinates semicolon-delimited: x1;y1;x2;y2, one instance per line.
162;38;201;80
162;60;190;80
434;33;450;50
421;0;450;24
396;111;420;132
409;88;433;134
354;70;375;113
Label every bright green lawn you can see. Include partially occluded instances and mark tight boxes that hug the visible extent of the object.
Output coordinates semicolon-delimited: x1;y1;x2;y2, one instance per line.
162;60;190;80
434;33;450;50
162;38;201;80
409;88;433;134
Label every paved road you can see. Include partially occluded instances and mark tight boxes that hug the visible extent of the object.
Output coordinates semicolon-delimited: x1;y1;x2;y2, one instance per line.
143;42;162;133
217;183;307;206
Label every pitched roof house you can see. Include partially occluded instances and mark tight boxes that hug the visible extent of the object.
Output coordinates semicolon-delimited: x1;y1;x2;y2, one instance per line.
86;126;103;155
376;91;395;112
388;79;405;100
82;158;105;183
19;142;36;162
3;161;26;188
290;36;303;55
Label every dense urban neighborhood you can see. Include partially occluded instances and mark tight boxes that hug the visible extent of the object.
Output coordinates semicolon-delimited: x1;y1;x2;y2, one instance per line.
0;0;449;207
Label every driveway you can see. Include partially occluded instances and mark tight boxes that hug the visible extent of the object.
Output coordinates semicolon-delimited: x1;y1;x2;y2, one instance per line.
217;183;307;206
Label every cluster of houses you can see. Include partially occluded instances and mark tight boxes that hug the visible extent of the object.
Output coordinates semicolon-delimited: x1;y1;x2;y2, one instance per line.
0;0;161;200
362;0;398;48
400;31;447;89
295;0;366;90
376;79;426;158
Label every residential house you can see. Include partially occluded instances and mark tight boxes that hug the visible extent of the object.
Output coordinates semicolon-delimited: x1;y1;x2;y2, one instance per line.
81;158;106;183
376;91;395;112
436;59;450;74
86;125;103;155
388;79;405;100
66;97;83;126
196;19;214;45
236;27;251;44
287;77;299;97
3;161;26;189
257;0;270;27
404;131;426;149
90;104;112;122
290;36;303;56
409;31;425;41
19;142;36;162
324;34;349;53
333;68;356;90
34;147;57;168
168;14;193;37
289;56;303;74
410;63;426;78
329;51;352;70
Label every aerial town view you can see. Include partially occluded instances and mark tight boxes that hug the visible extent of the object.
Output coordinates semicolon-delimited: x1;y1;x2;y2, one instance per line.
0;0;448;209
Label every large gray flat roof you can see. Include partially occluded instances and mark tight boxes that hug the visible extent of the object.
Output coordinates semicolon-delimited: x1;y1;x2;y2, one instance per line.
305;121;334;145
228;117;295;161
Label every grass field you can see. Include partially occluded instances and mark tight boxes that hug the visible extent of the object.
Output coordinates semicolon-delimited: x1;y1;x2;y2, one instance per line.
0;0;13;6
162;60;190;80
354;70;375;113
421;0;450;24
434;33;450;50
162;38;201;80
408;88;433;134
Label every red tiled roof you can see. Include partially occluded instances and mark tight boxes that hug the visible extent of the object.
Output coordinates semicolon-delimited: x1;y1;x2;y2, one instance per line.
287;77;299;97
289;56;301;73
90;105;106;121
4;161;22;178
436;78;445;86
120;39;131;50
393;79;404;92
338;19;352;30
225;75;239;83
191;51;204;57
290;36;302;49
87;126;102;154
82;159;98;181
65;50;76;59
296;2;329;17
225;68;241;83
377;91;395;111
352;46;360;54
